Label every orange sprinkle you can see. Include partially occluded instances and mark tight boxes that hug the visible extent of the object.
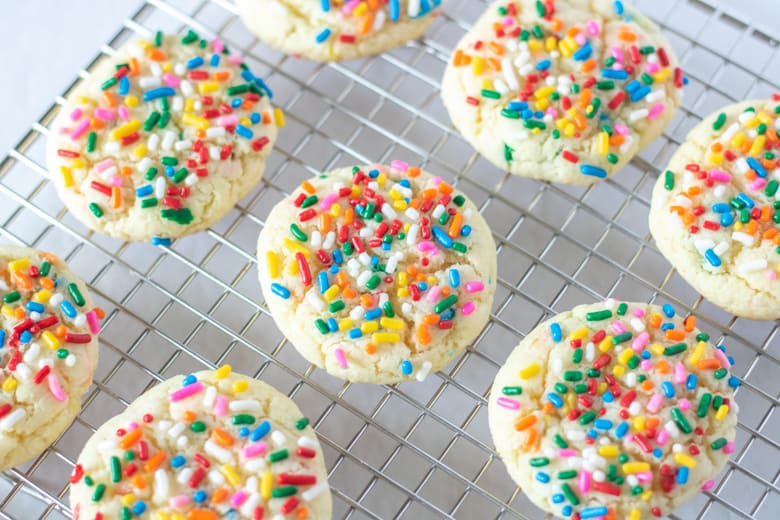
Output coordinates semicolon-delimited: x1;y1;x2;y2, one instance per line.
119;428;142;449
684;315;696;332
211;487;229;504
144;451;166;472
665;329;686;341
212;428;234;447
697;358;721;370
365;343;376;355
515;414;537;431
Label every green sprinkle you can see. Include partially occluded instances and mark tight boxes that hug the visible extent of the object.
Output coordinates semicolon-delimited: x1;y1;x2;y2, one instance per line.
713;112;727;131
232;414;255;425
530;457;549;467
86;132;97;153
269;449;289;463
141;198;158;208
481;89;501;99
295;417;309;430
554;434;568;448
434;294;458;314
558;470;577;479
315;319;328;335
3;291;20;304
664;170;675;191
697;393;712;417
172;168;188;183
711;437;727;450
271;485;298;498
88;203;103;218
68;283;85;306
92;483;106;502
561;483;580;506
290;223;307;241
329;300;345;313
617;303;628;316
365;275;381;291
579;410;596;425
101;77;118;91
664;343;687;356
502;386;522;395
586;310;612;321
671;407;692;434
144;111;161;132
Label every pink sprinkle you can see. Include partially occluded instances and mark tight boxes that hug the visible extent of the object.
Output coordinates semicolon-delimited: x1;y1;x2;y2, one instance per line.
674;362;687;384
426;285;441;303
94;158;115;173
631;332;649;352
714;348;730;368
320;193;339;210
464;281;484;293
170;495;190;508
217;115;239;127
579;470;591;493
749;178;767;191
390;160;409;172
69;108;83;121
610;320;626;334
586;20;600;36
70;119;90;141
243;442;267;458
679;398;690;411
231;490;248;507
163;73;181;88
557;449;577;457
646;393;663;413
461;301;475;315
633;308;645;318
109;175;124;187
169;381;204;402
724;442;735;454
86;310;101;334
614;124;629;136
497;397;520;410
701;479;715;491
48;374;67;401
645;62;661;74
647;103;666;121
93;108;115;120
213;38;225;53
334;347;347;369
656;430;669;445
709;170;732;183
214;394;228;417
636;471;654;482
639;359;652;371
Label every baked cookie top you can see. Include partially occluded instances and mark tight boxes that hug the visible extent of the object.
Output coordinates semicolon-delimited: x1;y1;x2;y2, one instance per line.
441;0;683;184
70;368;331;519
0;246;100;470
489;301;739;519
47;30;281;243
257;163;497;383
650;99;780;320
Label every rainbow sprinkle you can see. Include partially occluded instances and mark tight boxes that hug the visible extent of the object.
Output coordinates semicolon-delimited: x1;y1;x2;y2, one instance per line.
54;30;281;244
70;367;328;519
448;0;684;179
493;301;739;519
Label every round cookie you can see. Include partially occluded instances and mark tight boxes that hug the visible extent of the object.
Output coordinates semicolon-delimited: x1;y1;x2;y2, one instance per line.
489;301;739;519
236;0;442;62
649;100;780;320
70;367;331;519
0;246;100;470
47;30;281;244
257;162;497;384
441;0;684;185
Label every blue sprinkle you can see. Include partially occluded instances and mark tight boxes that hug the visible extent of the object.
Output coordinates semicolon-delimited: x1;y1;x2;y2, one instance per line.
236;125;253;139
615;421;629;439
136;184;154;197
625;79;641;93
332;249;343;265
318;272;329;294
119;76;130;96
602;68;629;80
653;448;663;458
142;87;176;101
193;490;207;503
614;0;624;15
132;502;147;515
536;472;550;483
572;43;592;61
271;283;290;299
389;0;400;21
151;237;172;246
550;323;562;342
449;269;460;288
432;226;453;248
737;192;755;208
547;393;563;408
210;53;220;67
728;376;740;389
662;303;675;317
401;360;413;375
26;301;44;313
720;213;734;227
19;331;32;343
662;381;675;398
712;202;732;213
183;374;197;386
562;505;573;517
677;466;689;485
250;112;261;124
746;157;767;178
602;392;614;403
594;419;613;430
187;56;204;69
315;28;331;43
552;493;564;504
348;328;362;339
238;427;250;437
326;318;338;332
536;59;552;71
630;85;651;102
251;420;271;441
704;249;722;267
580;164;607;178
170;455;186;468
507;101;528;111
581;506;609;519
686;374;697;390
365;308;382;320
321;0;330;11
461;225;471;237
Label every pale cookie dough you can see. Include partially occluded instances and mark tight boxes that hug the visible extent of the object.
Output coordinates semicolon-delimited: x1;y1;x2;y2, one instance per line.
489;300;739;519
257;162;497;384
236;0;442;62
441;0;683;185
0;246;100;470
70;367;331;520
649;100;780;320
47;30;281;244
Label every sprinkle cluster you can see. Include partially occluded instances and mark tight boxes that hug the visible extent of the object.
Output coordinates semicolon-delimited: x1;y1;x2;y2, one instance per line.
313;0;441;45
70;367;327;519
495;301;739;519
665;100;780;279
265;162;488;380
450;0;684;179
54;30;282;244
0;252;100;428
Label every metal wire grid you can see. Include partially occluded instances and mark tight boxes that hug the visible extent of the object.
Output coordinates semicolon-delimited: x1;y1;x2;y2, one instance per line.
0;0;776;518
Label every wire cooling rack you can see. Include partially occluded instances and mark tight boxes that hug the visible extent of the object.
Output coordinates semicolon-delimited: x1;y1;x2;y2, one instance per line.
0;0;777;518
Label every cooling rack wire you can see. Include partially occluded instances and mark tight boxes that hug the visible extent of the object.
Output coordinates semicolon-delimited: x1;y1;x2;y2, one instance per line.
0;0;777;518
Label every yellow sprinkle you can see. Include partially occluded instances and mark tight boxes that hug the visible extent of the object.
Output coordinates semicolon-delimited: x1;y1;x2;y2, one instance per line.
598;336;614;352
519;363;540;379
360;321;379;334
715;404;729;421
133;144;148;159
629;509;641;520
261;470;273;500
198;81;220;94
2;378;17;393
8;258;29;272
380;317;404;330
570;327;589;340
32;290;51;303
674;452;697;468
274;108;285;127
125;95;139;107
221;464;241;486
232;380;249;393
215;365;232;379
622;462;650;474
60;166;74;188
110;120;141;140
598;445;619;457
182;113;209;129
266;251;281;279
689;341;706;366
323;285;340;301
612;365;626;376
632;416;645;432
337;319;353;331
41;330;60;350
372;332;400;343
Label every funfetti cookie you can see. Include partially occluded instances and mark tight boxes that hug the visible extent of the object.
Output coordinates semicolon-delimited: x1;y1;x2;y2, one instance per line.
489;301;739;520
650;100;780;320
236;0;442;62
70;368;332;520
257;162;497;384
441;0;684;185
0;246;100;470
47;30;281;245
